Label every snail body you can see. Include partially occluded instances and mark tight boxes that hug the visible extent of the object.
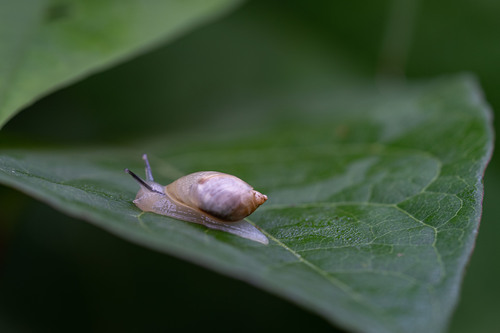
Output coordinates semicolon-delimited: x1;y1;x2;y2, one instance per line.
125;155;268;244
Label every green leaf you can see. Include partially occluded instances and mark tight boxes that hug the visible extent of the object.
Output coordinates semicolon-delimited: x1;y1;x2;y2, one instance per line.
0;0;241;128
0;76;492;333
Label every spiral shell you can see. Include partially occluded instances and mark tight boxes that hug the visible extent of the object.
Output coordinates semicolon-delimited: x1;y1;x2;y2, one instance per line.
166;171;267;222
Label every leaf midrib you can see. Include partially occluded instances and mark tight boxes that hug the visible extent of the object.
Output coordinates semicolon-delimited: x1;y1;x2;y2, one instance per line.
254;220;401;331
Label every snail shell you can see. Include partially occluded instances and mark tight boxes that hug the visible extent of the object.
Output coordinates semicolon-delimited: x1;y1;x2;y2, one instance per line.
125;154;269;244
166;171;268;221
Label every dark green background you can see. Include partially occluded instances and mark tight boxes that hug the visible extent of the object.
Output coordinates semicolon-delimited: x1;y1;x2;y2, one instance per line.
1;1;498;332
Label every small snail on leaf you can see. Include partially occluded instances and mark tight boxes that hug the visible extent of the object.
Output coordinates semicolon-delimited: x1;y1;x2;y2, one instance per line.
125;154;269;244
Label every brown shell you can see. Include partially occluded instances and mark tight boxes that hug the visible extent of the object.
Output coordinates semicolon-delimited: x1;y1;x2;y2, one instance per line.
165;171;267;222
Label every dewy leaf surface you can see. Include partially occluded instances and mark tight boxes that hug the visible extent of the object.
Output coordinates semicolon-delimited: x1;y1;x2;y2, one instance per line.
0;76;493;333
0;0;241;128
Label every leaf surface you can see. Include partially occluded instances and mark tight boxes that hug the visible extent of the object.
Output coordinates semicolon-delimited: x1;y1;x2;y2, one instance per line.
0;76;492;333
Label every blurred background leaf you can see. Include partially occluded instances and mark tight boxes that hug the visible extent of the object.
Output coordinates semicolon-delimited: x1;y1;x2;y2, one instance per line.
0;0;241;128
0;0;498;332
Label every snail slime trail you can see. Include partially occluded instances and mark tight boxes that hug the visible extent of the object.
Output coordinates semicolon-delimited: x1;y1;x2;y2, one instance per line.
125;154;269;244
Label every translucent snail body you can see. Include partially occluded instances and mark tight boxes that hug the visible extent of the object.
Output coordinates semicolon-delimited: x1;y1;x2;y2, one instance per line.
125;154;269;244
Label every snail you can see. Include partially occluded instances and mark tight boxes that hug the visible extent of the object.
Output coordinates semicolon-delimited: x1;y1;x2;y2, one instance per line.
125;154;269;244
